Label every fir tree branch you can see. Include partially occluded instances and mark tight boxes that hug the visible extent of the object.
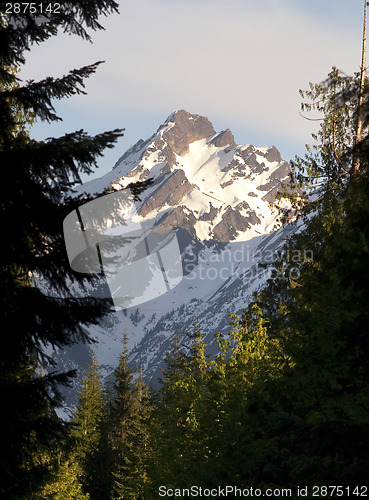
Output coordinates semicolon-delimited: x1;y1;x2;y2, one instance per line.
1;62;104;122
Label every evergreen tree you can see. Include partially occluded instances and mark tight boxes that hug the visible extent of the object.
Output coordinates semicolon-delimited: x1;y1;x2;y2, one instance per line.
34;453;90;500
238;65;369;487
34;355;108;499
147;315;290;490
0;2;145;497
147;60;369;490
148;327;218;490
71;354;112;499
108;333;152;500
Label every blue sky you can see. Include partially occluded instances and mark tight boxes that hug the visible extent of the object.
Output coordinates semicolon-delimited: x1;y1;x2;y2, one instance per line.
20;0;365;181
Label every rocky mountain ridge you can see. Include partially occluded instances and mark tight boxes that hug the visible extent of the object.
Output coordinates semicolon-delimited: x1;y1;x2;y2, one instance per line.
80;109;294;243
56;110;299;410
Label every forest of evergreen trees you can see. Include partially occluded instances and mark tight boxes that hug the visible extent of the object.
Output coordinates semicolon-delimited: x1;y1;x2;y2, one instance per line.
1;1;369;499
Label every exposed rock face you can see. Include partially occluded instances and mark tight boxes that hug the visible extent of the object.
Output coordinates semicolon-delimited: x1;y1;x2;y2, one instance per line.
138;169;194;217
163;110;215;156
235;200;251;211
213;206;256;242
80;109;298;244
161;145;178;170
242;152;267;173
221;157;244;174
262;145;282;163
269;162;291;181
257;162;292;202
199;203;219;222
156;206;197;238
59;110;303;403
220;179;234;188
210;129;237;150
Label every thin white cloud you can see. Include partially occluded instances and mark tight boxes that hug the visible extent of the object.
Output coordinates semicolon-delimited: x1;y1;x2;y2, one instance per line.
20;0;364;167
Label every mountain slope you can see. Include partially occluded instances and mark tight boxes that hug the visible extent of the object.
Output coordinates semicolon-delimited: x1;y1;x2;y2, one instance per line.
58;110;299;404
78;110;294;242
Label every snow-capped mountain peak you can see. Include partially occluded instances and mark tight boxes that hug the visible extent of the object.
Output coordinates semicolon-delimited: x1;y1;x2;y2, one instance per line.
59;111;299;403
79;110;294;244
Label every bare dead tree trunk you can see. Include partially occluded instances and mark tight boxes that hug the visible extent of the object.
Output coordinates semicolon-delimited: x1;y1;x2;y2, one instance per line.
352;0;367;176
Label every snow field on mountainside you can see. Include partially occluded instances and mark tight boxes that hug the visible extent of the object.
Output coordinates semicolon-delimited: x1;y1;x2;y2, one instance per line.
56;111;300;398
